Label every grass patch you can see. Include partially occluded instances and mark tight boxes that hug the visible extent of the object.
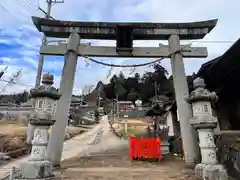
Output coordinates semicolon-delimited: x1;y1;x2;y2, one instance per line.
118;126;147;139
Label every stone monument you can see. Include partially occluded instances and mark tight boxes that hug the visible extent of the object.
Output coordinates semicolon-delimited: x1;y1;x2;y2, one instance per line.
13;73;61;180
145;95;172;155
185;77;228;180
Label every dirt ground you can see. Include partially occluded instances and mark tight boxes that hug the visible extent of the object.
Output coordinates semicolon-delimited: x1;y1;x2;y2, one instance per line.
56;118;197;180
58;149;197;180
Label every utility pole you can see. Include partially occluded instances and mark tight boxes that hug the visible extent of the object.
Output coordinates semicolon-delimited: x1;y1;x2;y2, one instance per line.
35;0;64;88
97;87;100;108
26;0;64;144
116;93;119;119
154;81;158;101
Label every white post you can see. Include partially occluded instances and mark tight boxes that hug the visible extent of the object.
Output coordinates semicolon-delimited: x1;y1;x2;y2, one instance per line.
116;94;119;119
168;34;199;166
124;115;128;133
46;30;80;167
186;77;227;180
9;166;15;180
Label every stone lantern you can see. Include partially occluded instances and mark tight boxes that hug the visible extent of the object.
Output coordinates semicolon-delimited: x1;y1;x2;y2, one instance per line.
146;95;171;155
185;77;227;180
14;73;61;180
135;99;142;110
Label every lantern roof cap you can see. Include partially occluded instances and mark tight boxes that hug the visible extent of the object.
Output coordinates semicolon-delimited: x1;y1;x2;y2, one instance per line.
30;73;61;100
193;77;205;89
42;72;54;85
186;77;217;103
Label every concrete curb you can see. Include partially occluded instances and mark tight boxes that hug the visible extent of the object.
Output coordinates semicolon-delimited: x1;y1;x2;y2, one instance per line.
85;126;101;145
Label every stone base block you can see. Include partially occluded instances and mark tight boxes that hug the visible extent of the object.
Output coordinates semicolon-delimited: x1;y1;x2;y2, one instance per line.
184;155;198;168
160;142;170;155
195;163;228;180
14;160;55;180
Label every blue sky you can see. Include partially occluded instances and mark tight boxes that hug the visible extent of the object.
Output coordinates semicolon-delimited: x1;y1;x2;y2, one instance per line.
0;0;239;94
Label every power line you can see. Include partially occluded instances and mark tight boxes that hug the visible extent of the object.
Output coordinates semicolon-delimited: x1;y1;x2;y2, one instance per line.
0;79;32;87
24;0;39;10
189;40;235;43
0;3;25;28
15;0;38;15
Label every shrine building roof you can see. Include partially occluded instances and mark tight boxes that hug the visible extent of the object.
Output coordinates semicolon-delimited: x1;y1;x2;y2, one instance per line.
197;38;240;92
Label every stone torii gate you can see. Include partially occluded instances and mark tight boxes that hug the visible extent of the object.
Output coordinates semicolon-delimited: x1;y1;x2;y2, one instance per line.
31;16;217;167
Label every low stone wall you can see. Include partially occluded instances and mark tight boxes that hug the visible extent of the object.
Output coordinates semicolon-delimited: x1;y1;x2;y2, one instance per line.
108;120;123;139
217;147;240;179
0;107;32;121
215;132;240;179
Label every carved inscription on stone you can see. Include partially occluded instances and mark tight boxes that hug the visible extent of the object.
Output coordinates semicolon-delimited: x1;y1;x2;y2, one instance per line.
193;103;202;116
203;104;208;112
38;100;43;109
205;133;213;143
34;130;45;140
32;147;40;155
202;102;212;115
47;100;53;113
208;151;216;159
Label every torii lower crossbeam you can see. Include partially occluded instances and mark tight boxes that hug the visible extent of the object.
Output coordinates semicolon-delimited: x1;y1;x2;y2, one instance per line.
40;44;208;58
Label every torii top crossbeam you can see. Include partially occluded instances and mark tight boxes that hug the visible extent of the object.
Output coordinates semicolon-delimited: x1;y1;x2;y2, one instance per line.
32;17;217;40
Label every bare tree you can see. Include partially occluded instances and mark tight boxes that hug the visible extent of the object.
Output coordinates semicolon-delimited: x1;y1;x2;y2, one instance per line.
87;85;94;94
82;85;89;95
0;66;8;79
0;68;22;92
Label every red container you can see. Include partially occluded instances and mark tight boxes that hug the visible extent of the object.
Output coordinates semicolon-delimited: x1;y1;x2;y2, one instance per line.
129;137;162;160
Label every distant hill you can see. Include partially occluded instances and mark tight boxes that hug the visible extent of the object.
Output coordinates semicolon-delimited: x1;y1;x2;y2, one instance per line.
0;91;29;105
84;81;106;104
0;91;85;106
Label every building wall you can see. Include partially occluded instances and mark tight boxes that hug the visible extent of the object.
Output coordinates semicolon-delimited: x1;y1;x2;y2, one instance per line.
166;112;174;136
166;111;180;137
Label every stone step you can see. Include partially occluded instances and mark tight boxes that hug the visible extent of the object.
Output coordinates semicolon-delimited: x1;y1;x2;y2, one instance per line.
64;167;165;172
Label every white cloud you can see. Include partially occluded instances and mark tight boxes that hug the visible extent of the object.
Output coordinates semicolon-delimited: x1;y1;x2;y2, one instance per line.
0;0;239;94
23;57;38;69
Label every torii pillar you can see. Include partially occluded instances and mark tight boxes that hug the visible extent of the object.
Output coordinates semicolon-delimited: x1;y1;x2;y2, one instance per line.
169;35;200;165
46;30;80;166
